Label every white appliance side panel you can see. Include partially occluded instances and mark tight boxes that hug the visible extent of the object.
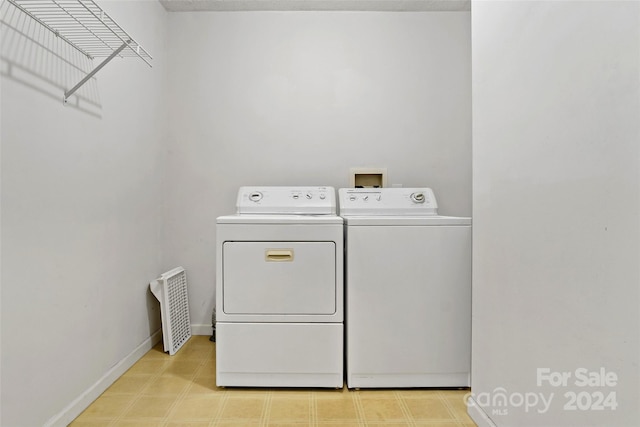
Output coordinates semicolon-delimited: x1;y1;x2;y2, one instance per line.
223;241;336;315
346;225;471;388
216;322;343;388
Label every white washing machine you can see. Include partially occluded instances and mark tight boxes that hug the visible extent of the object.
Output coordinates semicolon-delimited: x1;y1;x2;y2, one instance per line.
339;187;471;389
216;186;343;388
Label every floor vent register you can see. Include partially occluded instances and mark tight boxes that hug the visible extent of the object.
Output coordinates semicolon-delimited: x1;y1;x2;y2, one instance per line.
150;267;192;355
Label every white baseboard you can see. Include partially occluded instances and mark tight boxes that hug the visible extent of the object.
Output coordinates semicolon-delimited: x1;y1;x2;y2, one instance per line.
44;325;212;426
191;323;214;336
467;396;498;427
44;329;163;427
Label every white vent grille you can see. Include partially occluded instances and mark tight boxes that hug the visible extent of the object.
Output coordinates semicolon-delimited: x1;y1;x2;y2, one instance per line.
150;267;192;355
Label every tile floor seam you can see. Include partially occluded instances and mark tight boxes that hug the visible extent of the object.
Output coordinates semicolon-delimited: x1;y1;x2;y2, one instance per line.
211;388;231;426
164;356;206;424
175;358;215;425
191;353;214;377
440;391;468;423
107;417;121;426
162;378;195;424
351;390;368;427
105;381;154;425
394;390;417;427
309;390;316;427
260;390;272;427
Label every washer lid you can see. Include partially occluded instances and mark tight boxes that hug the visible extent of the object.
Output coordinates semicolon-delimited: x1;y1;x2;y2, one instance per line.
339;188;438;216
342;215;471;226
236;186;336;215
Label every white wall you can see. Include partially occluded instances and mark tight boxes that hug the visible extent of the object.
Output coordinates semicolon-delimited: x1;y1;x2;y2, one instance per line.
0;1;168;425
165;11;472;327
471;1;639;426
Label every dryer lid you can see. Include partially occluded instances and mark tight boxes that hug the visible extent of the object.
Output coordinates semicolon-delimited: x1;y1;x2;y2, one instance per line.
236;186;336;215
217;214;343;224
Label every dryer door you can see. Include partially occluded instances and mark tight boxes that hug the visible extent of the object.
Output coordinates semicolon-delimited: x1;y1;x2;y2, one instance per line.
222;241;336;315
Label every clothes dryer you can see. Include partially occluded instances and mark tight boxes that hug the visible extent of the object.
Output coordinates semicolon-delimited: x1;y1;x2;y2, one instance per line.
216;186;343;387
339;187;471;388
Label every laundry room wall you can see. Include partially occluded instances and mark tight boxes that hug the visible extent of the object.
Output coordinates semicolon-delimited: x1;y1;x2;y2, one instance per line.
0;1;168;426
164;11;472;328
471;1;639;426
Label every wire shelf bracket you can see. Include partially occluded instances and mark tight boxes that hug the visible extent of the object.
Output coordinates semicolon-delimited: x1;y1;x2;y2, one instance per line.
6;0;153;104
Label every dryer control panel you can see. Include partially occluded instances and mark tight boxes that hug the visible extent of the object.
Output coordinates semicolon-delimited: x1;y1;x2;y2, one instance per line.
237;186;336;215
338;188;438;216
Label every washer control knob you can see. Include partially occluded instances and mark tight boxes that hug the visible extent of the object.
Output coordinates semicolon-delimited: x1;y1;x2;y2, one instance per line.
376;195;382;201
411;192;426;203
292;194;299;199
349;195;356;201
363;195;369;201
249;192;263;202
306;193;313;199
319;193;326;200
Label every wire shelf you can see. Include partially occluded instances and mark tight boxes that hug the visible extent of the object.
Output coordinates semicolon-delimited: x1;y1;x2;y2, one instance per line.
7;0;152;103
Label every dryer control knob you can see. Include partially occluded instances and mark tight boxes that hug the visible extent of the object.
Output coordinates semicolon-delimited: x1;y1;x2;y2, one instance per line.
249;192;263;202
306;193;313;199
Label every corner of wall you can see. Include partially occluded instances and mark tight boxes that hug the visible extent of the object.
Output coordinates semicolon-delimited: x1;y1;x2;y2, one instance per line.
43;330;162;427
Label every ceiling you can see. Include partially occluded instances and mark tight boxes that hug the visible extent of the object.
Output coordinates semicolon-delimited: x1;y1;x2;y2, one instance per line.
159;0;471;12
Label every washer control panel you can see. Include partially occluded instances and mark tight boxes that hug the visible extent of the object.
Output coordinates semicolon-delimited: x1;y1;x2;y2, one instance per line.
338;188;438;216
237;186;336;215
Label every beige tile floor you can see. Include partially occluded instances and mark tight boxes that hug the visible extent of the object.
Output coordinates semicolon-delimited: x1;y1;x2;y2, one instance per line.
71;336;477;426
